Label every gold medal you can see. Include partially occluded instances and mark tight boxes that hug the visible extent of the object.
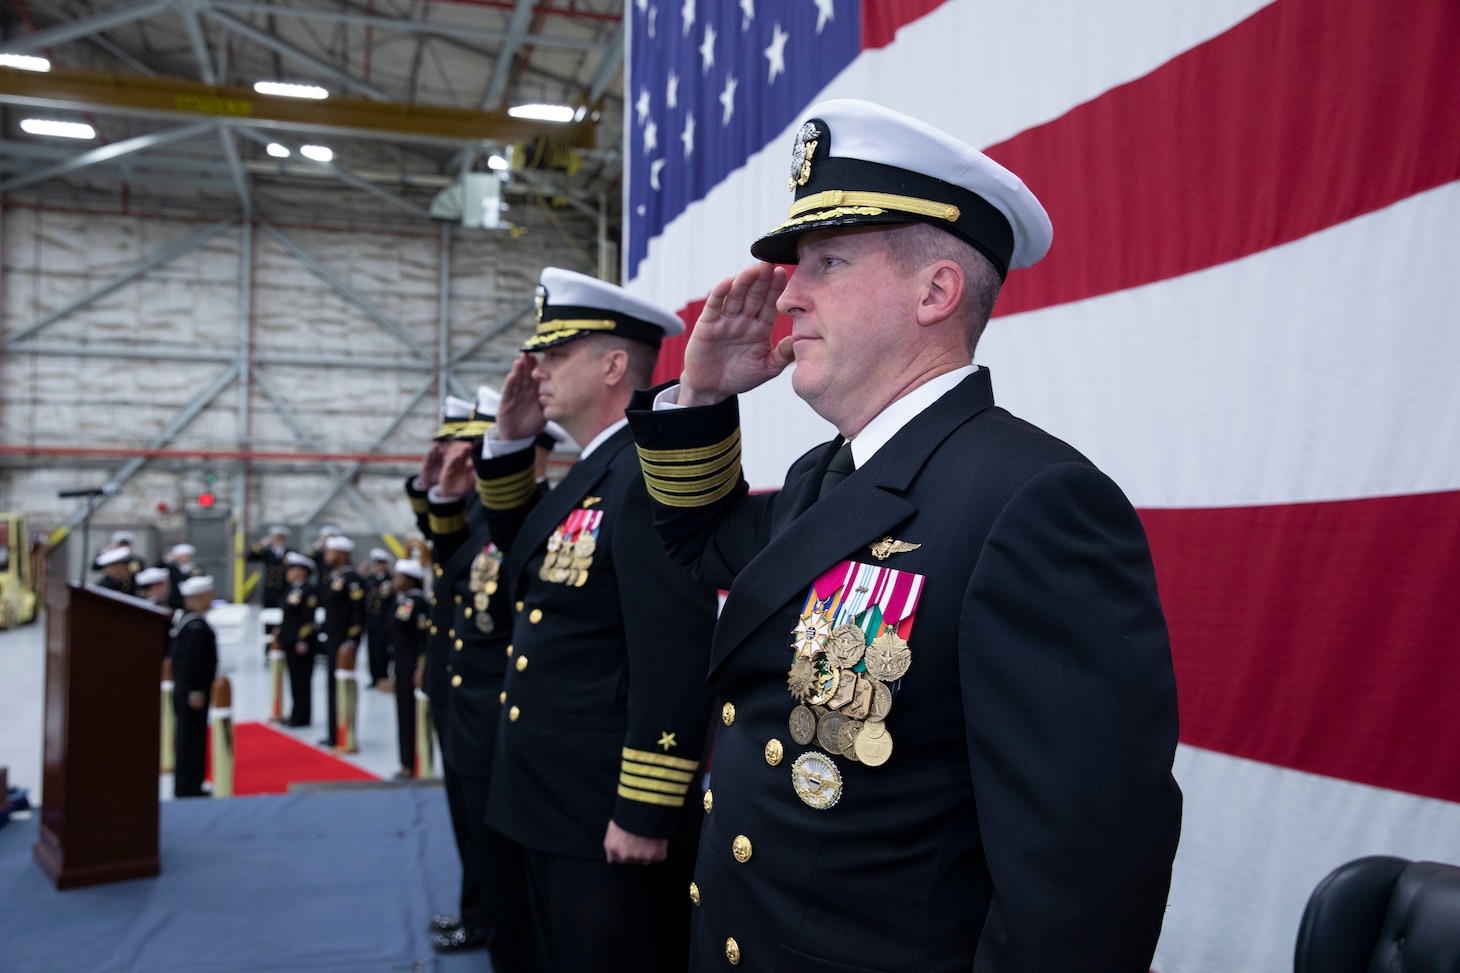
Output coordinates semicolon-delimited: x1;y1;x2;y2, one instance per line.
473;591;489;613
572;569;589;588
790;750;842;810
786;658;819;702
816;711;848;754
824;668;856;711
824;623;866;668
864;630;912;682
573;534;597;558
790;610;834;659
806;663;839;706
867;680;893;722
842;675;872;720
835;718;864;758
788;704;816;746
476;613;494;634
854;721;893;767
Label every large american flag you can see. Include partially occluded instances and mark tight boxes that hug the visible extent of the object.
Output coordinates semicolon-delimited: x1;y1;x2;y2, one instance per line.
624;1;1460;970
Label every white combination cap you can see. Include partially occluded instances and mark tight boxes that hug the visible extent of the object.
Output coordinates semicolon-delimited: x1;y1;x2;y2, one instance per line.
523;267;684;352
135;566;170;586
179;575;214;597
268;524;290;537
751;98;1053;278
324;536;355;553
110;530;134;544
285;552;316;570
393;559;425;580
369;548;391;563
97;546;132;566
169;543;196;557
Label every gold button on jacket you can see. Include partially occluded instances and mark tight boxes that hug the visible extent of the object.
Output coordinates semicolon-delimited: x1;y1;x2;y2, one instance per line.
722;701;736;726
451;674;462;687
689;881;700;906
764;739;784;766
703;788;713;813
732;835;752;863
509;705;521;722
725;937;740;965
515;655;528;672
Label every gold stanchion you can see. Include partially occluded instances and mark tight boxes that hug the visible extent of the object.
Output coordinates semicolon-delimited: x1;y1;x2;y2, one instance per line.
334;642;359;754
414;688;434;778
209;675;234;798
160;658;176;774
268;643;286;723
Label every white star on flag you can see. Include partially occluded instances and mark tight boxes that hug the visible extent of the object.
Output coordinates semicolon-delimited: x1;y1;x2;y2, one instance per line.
667;72;679;109
740;0;754;31
644;119;658;153
765;23;789;84
814;0;835;35
700;23;717;73
649;158;667;190
681;0;695;36
635;87;651;125
720;75;739;124
681;112;696;158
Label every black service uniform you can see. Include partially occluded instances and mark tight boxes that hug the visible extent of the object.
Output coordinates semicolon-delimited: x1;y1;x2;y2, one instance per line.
624;371;1182;973
317;564;365;747
473;425;719;973
96;573;138;597
362;565;393;685
386;584;430;771
170;611;219;798
277;577;319;726
245;542;291;609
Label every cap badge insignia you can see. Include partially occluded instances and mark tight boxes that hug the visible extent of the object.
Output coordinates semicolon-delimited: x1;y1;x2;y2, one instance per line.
868;537;921;560
534;284;548;321
789;121;821;191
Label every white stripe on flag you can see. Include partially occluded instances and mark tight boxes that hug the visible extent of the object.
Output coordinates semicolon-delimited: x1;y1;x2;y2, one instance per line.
1156;744;1460;973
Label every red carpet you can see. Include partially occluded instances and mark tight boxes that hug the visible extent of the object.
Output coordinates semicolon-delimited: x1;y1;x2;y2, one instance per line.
205;721;379;796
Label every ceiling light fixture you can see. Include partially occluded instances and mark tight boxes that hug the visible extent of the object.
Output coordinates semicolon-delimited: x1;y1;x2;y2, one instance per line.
253;81;328;100
487;154;510;171
266;143;291;158
300;145;333;163
507;104;575;123
0;54;51;72
20;118;95;140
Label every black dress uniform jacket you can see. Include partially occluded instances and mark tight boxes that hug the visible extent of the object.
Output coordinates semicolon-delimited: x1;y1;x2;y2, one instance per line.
278;578;318;724
246;543;291;608
318;566;365;651
473;425;720;859
624;370;1182;973
386;586;432;769
97;574;137;597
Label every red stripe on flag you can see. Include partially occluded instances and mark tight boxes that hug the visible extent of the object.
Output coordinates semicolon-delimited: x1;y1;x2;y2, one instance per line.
1141;490;1460;804
989;0;1460;315
861;0;947;50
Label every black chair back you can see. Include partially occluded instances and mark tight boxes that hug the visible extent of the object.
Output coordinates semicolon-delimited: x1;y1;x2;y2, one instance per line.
1295;855;1460;973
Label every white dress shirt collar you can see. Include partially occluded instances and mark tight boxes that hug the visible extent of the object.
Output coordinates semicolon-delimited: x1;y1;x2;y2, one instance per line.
846;365;978;468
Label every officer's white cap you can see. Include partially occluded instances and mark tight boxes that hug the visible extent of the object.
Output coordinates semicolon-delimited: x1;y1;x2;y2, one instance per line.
751;99;1052;277
523;267;684;352
393;559;425;580
97;546;132;566
135;566;170;586
268;525;290;537
111;530;134;544
285;552;316;570
179;576;214;597
369;548;391;563
170;543;196;557
325;536;355;553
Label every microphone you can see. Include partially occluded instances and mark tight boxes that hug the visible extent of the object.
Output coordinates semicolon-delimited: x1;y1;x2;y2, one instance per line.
58;483;120;498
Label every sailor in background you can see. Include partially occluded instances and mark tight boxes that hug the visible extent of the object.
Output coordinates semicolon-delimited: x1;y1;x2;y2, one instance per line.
171;575;219;799
161;543;203;610
474;267;719;973
92;531;145;575
246;525;293;610
316;535;365;748
361;548;395;691
385;558;430;779
276;553;319;728
95;546;137;596
135;565;172;613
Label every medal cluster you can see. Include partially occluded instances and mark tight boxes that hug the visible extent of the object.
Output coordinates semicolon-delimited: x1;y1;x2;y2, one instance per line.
784;558;924;809
469;544;503;634
540;507;602;588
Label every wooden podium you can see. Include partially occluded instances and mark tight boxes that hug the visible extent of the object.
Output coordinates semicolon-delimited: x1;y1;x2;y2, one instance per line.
34;582;172;889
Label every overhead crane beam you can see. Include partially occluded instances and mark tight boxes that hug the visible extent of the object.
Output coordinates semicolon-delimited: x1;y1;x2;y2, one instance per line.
0;66;597;148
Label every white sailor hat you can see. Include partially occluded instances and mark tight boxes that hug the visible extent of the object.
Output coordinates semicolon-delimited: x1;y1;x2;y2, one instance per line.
324;535;355;553
97;546;132;567
169;543;196;557
111;530;134;544
268;524;290;537
178;575;214;597
393;559;425;580
522;267;685;352
434;395;476;441
751;99;1053;279
135;566;170;586
285;552;316;570
369;548;391;563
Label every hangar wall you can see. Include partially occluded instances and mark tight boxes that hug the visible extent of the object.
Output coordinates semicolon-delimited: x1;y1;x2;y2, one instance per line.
0;186;602;585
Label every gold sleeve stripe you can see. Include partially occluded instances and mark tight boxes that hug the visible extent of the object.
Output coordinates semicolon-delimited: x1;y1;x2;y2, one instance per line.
428;511;468;535
622;747;700;772
787;189;959;224
636;439;740;478
478;465;538;510
621;761;696;783
298;624;313;638
636;428;741;465
642;473;741;509
409;496;428;514
620;773;691;795
617;784;687;808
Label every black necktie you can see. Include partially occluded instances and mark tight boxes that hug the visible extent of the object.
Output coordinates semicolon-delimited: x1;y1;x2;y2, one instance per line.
818;442;856;499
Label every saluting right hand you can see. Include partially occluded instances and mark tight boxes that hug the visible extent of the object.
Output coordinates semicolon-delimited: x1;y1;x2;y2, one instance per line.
679;261;794;407
418;441;449;489
437;442;476;499
494;354;547;441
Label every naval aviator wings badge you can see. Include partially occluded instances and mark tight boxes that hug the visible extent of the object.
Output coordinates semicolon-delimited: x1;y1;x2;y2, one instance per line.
784;557;924;808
